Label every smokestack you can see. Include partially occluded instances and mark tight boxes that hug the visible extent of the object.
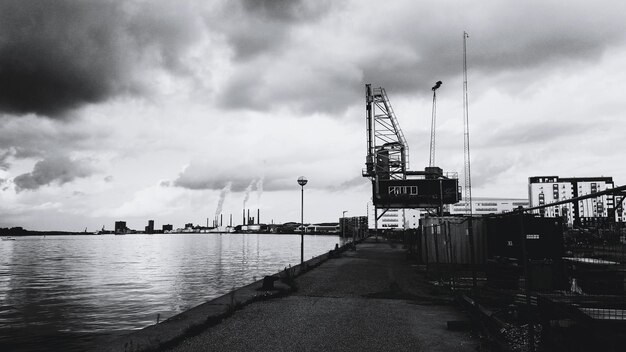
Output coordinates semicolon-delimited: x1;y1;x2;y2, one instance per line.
220;214;223;227
243;209;245;226
207;217;209;227
247;209;250;225
257;209;260;225
230;214;232;227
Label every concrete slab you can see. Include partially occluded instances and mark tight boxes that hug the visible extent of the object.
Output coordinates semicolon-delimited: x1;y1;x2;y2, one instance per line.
163;238;479;352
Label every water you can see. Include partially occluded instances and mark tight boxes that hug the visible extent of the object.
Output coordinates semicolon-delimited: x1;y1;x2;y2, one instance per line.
0;233;341;351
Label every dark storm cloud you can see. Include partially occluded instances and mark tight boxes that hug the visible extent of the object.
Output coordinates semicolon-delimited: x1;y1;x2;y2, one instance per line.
359;1;626;97
0;149;11;170
241;0;333;22
212;0;334;61
0;0;204;117
0;116;109;169
216;0;626;114
14;156;95;192
219;64;360;113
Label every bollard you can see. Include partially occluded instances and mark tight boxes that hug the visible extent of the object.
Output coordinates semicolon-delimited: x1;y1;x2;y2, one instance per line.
261;276;278;290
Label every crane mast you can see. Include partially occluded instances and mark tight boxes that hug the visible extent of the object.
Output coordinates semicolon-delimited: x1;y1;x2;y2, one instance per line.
363;84;408;181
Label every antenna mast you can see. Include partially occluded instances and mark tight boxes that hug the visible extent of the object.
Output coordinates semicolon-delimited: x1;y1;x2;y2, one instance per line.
462;32;472;215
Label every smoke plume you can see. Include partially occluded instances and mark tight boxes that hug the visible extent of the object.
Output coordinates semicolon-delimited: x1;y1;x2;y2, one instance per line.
215;182;232;217
242;179;255;209
256;177;264;205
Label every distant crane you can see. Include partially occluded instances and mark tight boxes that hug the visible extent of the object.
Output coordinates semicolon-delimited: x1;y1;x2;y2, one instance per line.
429;81;442;167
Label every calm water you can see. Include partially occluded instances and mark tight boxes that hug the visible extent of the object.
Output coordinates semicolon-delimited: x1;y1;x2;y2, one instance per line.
0;233;341;351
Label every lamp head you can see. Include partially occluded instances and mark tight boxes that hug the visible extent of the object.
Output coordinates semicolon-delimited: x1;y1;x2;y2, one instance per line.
297;176;308;186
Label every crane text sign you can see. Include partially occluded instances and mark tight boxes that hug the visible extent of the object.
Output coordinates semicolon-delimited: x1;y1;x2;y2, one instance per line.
373;179;460;208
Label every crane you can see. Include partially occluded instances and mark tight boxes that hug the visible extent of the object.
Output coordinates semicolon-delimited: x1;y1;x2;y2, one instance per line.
462;32;472;216
429;81;442;167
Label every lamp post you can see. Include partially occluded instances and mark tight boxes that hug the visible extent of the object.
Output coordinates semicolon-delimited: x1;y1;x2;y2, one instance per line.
342;210;348;239
297;176;308;264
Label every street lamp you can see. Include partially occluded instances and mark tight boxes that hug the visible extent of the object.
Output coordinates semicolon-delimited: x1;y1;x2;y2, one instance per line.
297;176;308;264
342;210;348;239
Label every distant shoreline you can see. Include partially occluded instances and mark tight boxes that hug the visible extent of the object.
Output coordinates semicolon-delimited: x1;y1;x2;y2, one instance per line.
1;230;96;237
0;230;342;237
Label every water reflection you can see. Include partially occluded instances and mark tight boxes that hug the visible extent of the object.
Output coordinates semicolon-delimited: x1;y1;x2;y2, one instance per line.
0;233;339;351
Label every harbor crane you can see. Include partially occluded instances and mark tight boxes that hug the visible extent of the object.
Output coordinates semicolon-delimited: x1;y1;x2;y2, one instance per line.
363;84;460;232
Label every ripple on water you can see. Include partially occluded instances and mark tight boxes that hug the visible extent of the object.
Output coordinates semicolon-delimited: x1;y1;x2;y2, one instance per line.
0;233;340;351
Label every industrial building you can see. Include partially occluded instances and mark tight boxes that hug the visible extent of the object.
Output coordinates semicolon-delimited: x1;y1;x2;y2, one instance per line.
367;205;403;229
339;216;368;237
449;197;529;215
144;220;155;233
528;175;617;226
114;221;127;234
366;203;420;229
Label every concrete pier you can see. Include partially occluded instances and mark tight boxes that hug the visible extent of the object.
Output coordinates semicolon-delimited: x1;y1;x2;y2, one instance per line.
102;238;478;351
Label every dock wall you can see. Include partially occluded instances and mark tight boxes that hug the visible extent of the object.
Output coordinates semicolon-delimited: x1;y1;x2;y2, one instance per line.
97;241;357;352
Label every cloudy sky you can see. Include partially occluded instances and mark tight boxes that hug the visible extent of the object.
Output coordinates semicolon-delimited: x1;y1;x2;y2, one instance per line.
2;0;626;231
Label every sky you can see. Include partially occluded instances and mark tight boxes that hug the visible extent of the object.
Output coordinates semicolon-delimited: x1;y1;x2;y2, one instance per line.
2;0;626;231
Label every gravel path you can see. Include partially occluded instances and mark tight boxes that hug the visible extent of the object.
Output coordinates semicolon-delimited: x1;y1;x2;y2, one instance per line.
166;238;478;352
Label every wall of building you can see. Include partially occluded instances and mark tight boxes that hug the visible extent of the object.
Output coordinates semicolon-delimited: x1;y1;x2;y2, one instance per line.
367;204;403;229
449;198;529;216
366;203;422;229
528;175;617;225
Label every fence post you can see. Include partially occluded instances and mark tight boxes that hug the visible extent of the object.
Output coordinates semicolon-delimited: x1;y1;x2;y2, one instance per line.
446;221;456;290
519;208;535;352
468;216;477;288
423;226;429;275
434;224;440;267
